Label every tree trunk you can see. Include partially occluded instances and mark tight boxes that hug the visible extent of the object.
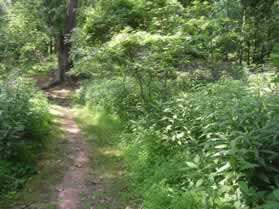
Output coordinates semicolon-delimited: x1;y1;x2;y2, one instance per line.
253;39;258;64
247;40;251;65
49;38;54;54
239;7;246;65
56;0;78;83
57;34;67;82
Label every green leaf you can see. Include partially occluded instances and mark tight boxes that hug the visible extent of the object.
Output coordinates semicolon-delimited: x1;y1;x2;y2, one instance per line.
216;162;231;173
186;162;198;169
195;179;203;187
257;173;271;184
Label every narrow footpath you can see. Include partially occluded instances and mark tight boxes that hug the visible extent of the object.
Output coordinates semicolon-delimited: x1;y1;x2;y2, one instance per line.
47;86;89;209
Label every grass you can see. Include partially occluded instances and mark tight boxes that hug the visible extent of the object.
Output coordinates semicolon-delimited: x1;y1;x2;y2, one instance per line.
0;109;67;209
74;105;137;209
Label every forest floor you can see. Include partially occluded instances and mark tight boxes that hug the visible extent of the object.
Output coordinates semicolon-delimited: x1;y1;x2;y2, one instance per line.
1;83;133;209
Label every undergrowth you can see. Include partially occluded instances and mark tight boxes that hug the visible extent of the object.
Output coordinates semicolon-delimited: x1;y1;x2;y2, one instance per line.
76;73;279;209
0;77;51;201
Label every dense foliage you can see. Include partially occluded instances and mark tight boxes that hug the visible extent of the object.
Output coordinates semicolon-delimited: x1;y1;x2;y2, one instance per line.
72;11;279;204
0;77;51;198
72;0;279;78
0;0;279;208
78;74;279;209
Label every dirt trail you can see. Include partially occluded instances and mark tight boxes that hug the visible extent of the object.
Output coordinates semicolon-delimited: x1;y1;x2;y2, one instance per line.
47;86;89;209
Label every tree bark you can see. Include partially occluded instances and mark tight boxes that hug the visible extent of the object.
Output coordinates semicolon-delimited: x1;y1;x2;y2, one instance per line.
56;0;78;83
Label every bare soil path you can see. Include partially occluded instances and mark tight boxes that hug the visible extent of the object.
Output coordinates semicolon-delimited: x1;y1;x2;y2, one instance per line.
47;85;89;209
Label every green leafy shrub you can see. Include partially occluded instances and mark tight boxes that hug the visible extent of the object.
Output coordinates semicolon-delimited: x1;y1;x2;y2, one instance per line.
0;77;51;197
80;77;279;208
129;80;278;208
77;78;145;120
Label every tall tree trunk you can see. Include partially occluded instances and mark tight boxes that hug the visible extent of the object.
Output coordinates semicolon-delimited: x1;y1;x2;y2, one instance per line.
56;0;78;83
49;38;54;54
57;34;67;82
253;39;258;64
239;7;246;65
247;40;251;65
253;19;260;64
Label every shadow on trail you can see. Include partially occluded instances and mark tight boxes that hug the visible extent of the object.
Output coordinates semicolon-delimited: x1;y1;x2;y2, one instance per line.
45;81;78;106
